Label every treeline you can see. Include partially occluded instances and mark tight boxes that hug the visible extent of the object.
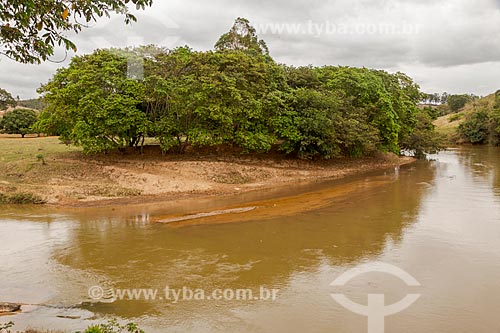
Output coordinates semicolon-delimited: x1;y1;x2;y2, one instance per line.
458;91;500;144
18;98;46;110
421;92;479;116
35;18;441;158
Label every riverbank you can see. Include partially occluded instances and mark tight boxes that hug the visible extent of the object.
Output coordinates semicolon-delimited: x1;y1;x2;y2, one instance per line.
0;136;415;207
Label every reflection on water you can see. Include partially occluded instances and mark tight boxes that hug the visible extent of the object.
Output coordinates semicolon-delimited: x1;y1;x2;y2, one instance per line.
1;147;500;332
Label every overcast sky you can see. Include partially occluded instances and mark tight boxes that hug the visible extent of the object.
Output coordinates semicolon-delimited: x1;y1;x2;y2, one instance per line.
1;0;500;99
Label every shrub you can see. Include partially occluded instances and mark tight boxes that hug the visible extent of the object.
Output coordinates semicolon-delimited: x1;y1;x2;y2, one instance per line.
0;192;46;205
449;113;463;123
83;320;144;333
458;109;490;144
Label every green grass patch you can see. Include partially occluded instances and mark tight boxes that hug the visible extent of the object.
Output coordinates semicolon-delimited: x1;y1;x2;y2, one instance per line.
449;113;463;123
0;136;81;164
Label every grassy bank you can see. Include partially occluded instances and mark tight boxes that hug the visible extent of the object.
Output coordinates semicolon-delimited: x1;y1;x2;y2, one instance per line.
434;93;498;143
0;136;415;207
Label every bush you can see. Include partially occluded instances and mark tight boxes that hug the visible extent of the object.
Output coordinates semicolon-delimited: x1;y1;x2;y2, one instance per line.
449;113;463;123
83;320;144;333
458;109;490;144
400;109;444;159
0;320;144;333
0;192;46;204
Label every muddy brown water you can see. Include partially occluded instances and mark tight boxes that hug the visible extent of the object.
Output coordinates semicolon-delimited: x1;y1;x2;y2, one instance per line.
1;147;500;332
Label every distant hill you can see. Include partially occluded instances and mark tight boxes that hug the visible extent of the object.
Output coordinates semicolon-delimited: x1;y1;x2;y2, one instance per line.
0;98;44;117
18;98;45;110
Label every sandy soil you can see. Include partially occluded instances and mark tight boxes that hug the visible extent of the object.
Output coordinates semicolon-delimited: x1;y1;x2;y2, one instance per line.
47;154;415;207
0;137;415;207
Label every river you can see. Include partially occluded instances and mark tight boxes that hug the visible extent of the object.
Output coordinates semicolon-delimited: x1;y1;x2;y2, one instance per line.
1;147;500;333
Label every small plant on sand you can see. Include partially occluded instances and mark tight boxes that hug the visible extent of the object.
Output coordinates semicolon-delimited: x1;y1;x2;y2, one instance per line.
0;321;14;332
82;320;144;333
36;153;46;165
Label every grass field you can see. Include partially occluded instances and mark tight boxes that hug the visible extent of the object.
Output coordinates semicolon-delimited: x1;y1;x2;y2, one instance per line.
0;135;80;163
0;136;83;204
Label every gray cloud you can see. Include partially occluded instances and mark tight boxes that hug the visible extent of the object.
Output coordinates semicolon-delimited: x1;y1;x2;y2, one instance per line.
1;0;500;98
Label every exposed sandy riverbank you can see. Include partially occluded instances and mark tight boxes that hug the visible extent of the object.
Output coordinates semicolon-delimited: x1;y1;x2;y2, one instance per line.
0;136;415;207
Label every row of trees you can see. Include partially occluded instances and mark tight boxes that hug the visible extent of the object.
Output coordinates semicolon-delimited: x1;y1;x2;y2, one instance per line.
34;18;442;158
421;92;479;115
421;92;450;105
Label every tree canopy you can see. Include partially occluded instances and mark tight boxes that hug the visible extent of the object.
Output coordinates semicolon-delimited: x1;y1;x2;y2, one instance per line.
448;94;474;112
0;107;37;137
36;18;442;159
215;17;269;56
0;0;152;63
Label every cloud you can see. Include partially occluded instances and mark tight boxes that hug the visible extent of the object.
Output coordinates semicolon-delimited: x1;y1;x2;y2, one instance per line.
1;0;499;98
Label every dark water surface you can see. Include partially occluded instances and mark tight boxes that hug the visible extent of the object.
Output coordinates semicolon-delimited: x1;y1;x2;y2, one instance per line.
1;147;500;332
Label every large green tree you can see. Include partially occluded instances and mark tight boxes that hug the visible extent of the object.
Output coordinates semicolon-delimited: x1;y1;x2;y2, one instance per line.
0;0;152;63
37;49;149;153
0;107;37;137
215;17;270;56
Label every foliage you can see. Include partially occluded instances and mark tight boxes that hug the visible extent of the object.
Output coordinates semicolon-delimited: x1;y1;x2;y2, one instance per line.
448;94;473;112
457;92;500;145
0;192;46;204
422;106;439;120
37;49;149;153
458;109;490;144
495;90;500;109
400;108;444;159
422;92;443;105
36;153;46;165
278;88;342;159
0;0;152;64
0;320;144;333
312;66;421;154
83;319;144;333
0;108;37;137
449;113;463;123
215;17;269;56
36;18;442;159
0;88;16;110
